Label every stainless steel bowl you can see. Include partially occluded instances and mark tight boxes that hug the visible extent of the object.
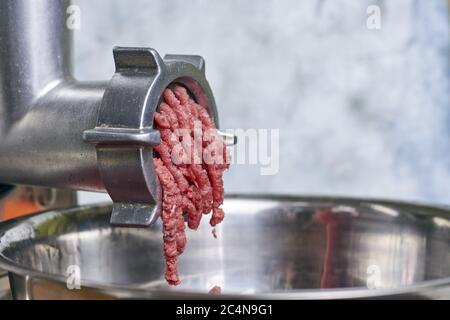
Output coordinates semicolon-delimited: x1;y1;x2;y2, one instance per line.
0;269;10;299
0;195;450;299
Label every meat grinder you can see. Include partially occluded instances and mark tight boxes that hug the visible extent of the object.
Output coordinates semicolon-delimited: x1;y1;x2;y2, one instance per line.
0;0;233;226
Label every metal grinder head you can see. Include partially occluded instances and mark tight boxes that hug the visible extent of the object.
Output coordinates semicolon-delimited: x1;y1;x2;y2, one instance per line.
83;47;232;227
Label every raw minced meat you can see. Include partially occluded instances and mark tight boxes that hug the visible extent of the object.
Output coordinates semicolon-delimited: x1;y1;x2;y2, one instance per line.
153;85;230;285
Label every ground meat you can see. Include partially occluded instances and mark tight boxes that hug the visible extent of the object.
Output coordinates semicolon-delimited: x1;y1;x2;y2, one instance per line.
208;285;222;294
153;85;230;285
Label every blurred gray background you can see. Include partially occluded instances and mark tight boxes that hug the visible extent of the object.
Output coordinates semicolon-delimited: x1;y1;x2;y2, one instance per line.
73;0;450;205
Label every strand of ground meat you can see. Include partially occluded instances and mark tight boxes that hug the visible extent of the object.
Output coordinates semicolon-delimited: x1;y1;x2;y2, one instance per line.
153;85;230;285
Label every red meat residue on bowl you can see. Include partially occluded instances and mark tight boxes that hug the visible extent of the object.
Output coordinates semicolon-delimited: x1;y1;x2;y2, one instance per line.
208;285;222;294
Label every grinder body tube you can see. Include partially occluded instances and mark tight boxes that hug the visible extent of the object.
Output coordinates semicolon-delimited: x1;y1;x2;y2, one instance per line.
0;82;107;192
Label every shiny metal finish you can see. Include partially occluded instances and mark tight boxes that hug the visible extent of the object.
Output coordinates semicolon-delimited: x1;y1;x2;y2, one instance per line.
0;0;78;220
0;0;72;132
0;269;11;300
0;195;450;299
0;0;106;192
0;81;107;192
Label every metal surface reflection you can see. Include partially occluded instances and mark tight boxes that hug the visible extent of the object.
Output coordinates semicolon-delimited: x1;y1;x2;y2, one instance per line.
0;195;450;299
